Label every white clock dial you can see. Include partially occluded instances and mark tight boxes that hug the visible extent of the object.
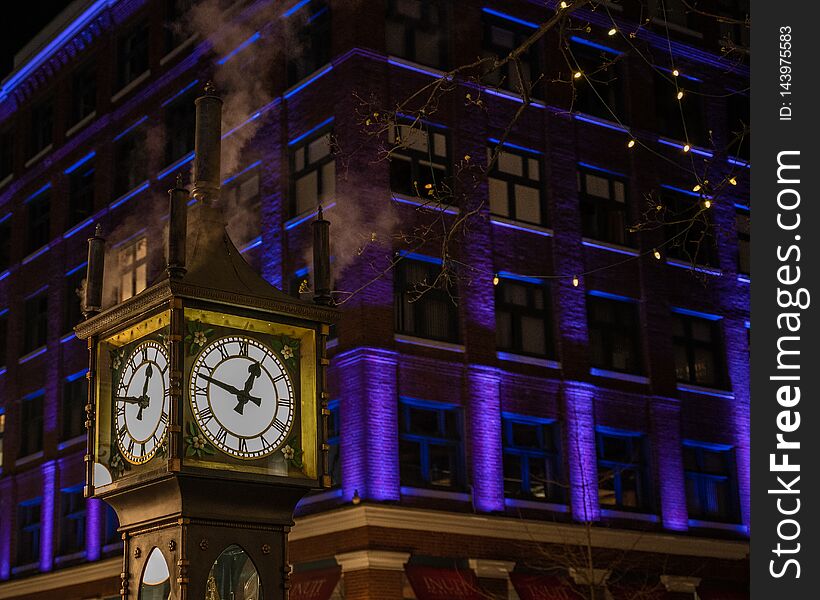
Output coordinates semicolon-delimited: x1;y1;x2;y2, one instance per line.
115;340;170;464
189;336;295;459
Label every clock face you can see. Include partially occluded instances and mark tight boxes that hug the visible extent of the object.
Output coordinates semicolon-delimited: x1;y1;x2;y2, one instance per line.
189;336;295;459
115;340;170;464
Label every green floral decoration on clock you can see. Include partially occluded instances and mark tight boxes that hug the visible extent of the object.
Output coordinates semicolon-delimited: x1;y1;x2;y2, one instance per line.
271;336;300;372
185;320;214;356
282;435;304;472
109;448;131;479
185;421;216;458
110;348;125;371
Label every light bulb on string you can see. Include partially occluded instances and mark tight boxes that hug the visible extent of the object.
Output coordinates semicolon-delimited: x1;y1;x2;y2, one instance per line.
672;69;680;77
676;90;684;100
683;144;691;153
693;184;701;192
493;274;499;286
703;199;712;209
608;28;617;36
627;139;636;148
572;275;579;287
729;176;738;186
574;71;583;79
653;249;662;260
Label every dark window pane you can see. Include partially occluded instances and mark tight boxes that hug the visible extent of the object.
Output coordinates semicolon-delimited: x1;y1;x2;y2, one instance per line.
62;376;88;441
68;164;95;227
71;63;97;124
673;314;725;387
399;400;462;489
117;22;149;89
288;1;331;85
386;0;448;68
30;101;53;157
395;259;459;343
587;295;642;374
20;394;44;457
26;190;51;254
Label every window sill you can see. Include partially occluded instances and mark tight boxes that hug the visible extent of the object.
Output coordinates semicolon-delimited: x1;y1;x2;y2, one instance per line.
22;244;50;265
111;70;151;103
19;346;48;364
497;352;560;370
58;435;86;451
573;113;628;133
386;55;447;79
65;111;97;138
395;334;464;353
590;368;649;385
600;508;660;522
490;216;553;237
677;383;734;399
24;144;53;168
400;486;471;502
0;173;12;189
392;193;460;215
504;497;569;512
649;17;704;39
737;274;750;284
15;450;44;467
687;519;747;533
109;180;150;210
160;34;199;65
665;257;722;276
10;562;38;576
581;238;639;257
54;551;85;565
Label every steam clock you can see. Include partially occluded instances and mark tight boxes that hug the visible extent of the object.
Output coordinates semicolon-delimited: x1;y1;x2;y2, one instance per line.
75;84;337;599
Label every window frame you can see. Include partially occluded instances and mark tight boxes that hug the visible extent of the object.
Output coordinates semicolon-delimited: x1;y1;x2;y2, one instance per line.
26;188;51;254
287;0;331;85
672;312;726;388
29;99;54;158
68;161;95;228
502;415;563;502
289;126;335;217
113;127;148;198
481;15;540;95
16;498;42;566
61;372;88;442
394;258;460;343
596;428;651;511
116;20;150;90
586;294;644;375
569;40;623;120
577;165;631;246
683;441;740;523
59;485;86;556
385;0;449;69
163;89;197;165
388;121;450;199
19;391;45;458
327;399;341;487
23;292;48;355
495;277;554;359
487;145;546;225
736;207;750;276
117;236;149;302
654;71;706;146
70;61;97;125
661;189;718;267
399;398;464;490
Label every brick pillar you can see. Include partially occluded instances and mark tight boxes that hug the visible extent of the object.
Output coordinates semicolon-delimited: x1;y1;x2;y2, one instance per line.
336;550;409;600
650;397;688;531
0;478;12;579
337;348;400;502
724;316;751;531
258;107;285;289
466;366;504;513
85;497;105;562
40;461;57;572
563;382;599;522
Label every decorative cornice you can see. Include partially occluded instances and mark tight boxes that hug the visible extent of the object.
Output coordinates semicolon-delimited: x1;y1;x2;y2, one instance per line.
0;557;120;599
335;550;410;572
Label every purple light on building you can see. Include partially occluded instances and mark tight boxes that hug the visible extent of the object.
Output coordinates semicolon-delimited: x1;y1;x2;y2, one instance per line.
40;462;56;572
467;366;504;512
651;399;688;531
85;498;104;562
563;382;600;522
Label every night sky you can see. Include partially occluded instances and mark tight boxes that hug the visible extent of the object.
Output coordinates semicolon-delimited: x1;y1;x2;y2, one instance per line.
0;1;73;81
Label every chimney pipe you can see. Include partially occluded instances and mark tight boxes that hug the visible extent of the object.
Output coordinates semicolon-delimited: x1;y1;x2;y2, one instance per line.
312;206;332;306
191;81;223;203
83;224;106;317
167;173;188;279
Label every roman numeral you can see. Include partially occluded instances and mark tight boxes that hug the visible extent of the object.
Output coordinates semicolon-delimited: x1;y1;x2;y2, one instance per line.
128;439;135;455
239;340;249;357
141;348;149;362
276;397;290;410
273;374;285;384
140;442;147;456
215;427;228;445
198;407;214;424
218;344;229;360
260;434;269;449
272;418;287;433
196;385;208;396
238;438;248;454
116;406;126;419
118;424;127;437
159;412;169;425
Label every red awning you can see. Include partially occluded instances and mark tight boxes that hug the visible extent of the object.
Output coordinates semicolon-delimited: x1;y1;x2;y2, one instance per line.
405;565;485;600
289;566;342;600
697;583;749;600
509;573;578;600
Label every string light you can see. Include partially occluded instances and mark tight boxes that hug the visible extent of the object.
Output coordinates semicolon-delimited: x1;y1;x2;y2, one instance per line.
493;274;499;286
729;176;738;186
692;184;701;192
703;199;712;209
676;90;684;100
653;249;662;260
682;144;691;153
572;276;579;287
608;27;617;36
627;139;636;148
560;1;569;8
574;71;583;79
672;69;680;77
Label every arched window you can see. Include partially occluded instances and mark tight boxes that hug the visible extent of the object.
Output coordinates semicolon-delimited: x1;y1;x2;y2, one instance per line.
140;547;171;600
207;545;262;600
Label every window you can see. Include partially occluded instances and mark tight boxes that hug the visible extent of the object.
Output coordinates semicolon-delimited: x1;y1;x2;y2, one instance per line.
64;266;86;333
495;278;553;358
673;312;725;388
385;0;448;69
388;123;449;198
114;128;147;197
596;429;650;510
17;499;41;565
726;92;750;160
26;187;50;254
20;392;44;457
62;373;88;441
660;190;717;266
224;169;261;248
71;62;97;125
399;399;462;488
736;208;750;275
0;216;9;271
0;410;5;470
482;16;539;94
30;100;53;157
0;311;7;368
104;503;121;548
118;236;148;302
717;0;749;57
327;400;341;486
117;21;149;89
164;90;196;164
654;73;705;146
0;129;13;181
395;259;459;343
290;128;335;216
59;486;86;555
578;167;630;245
649;0;699;30
68;161;95;228
503;417;563;501
288;0;331;85
23;293;48;354
684;442;739;522
164;0;194;53
488;147;544;225
569;40;622;120
587;294;643;374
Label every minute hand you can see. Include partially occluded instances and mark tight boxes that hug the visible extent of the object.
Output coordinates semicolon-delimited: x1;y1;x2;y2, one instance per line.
200;374;243;396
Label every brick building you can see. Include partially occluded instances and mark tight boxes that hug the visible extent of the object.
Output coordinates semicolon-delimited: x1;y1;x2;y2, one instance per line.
0;0;750;598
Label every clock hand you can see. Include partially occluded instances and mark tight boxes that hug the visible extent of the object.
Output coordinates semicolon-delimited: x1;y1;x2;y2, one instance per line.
200;374;243;396
115;396;141;404
136;364;154;420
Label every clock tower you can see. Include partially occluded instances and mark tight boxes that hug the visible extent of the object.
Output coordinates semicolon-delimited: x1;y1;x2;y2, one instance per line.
75;83;337;600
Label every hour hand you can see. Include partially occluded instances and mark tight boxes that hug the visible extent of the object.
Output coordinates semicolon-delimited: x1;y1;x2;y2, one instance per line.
200;374;242;396
116;396;141;404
